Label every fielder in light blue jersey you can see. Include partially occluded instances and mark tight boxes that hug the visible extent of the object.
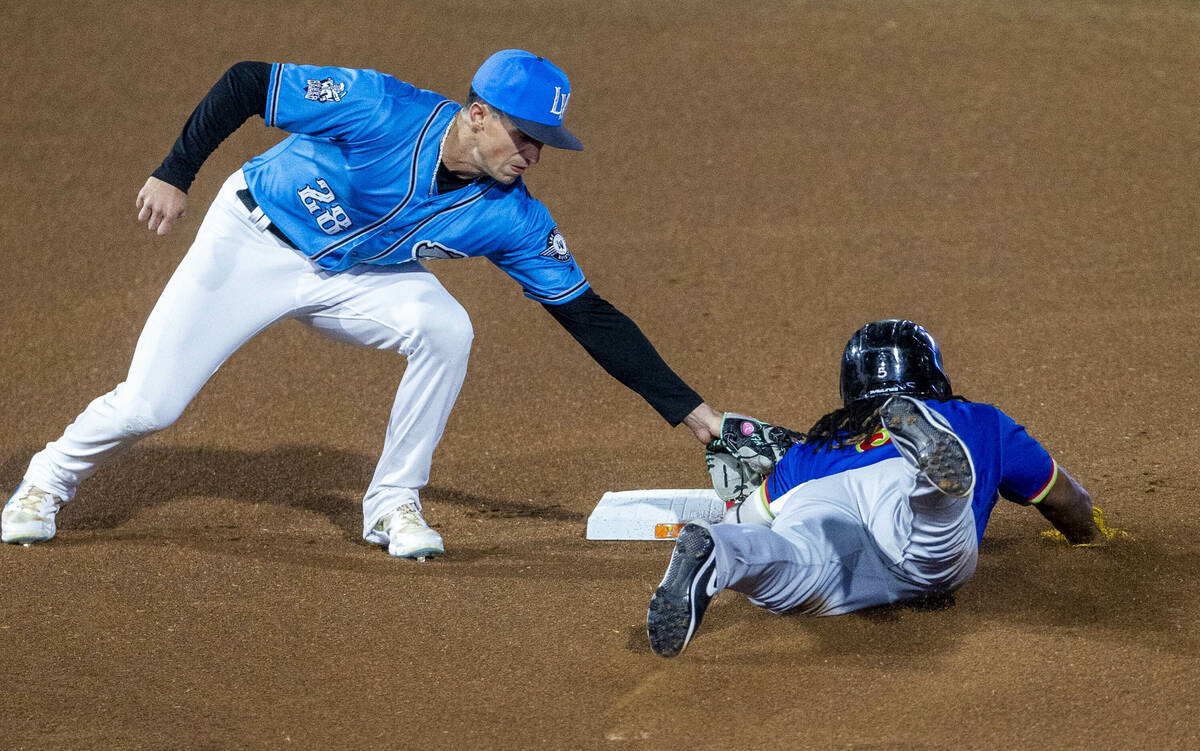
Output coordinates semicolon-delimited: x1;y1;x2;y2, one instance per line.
3;50;729;560
245;62;586;302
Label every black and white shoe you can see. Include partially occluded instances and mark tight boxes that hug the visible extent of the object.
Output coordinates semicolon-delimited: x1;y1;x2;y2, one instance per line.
647;523;720;658
881;396;976;498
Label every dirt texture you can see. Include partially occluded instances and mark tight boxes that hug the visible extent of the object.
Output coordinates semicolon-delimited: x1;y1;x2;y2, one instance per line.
2;2;1197;749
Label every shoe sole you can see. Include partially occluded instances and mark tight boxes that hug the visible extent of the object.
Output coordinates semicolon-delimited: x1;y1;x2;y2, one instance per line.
1;511;54;545
647;525;717;658
389;545;444;561
881;397;975;497
2;529;52;545
388;532;445;561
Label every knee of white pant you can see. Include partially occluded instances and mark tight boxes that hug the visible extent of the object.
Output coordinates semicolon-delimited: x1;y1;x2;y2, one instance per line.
407;300;473;359
109;384;180;434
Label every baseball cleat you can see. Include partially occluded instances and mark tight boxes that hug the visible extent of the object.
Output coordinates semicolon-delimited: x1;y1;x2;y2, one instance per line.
881;396;976;498
647;522;720;658
2;482;65;545
378;503;444;560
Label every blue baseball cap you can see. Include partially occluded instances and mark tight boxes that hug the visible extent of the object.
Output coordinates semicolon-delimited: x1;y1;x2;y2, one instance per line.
471;49;583;151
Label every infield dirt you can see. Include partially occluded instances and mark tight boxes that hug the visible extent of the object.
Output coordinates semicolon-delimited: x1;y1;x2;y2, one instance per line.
2;2;1197;749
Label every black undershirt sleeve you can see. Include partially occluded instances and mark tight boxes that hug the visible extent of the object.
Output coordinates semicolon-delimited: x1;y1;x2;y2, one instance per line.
151;61;273;192
542;289;704;426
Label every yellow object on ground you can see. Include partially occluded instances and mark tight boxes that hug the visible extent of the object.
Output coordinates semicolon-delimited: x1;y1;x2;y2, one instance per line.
1040;506;1130;546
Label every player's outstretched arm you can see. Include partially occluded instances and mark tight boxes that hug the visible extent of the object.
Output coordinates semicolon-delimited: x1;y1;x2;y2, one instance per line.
1035;467;1097;545
136;177;187;236
541;289;710;438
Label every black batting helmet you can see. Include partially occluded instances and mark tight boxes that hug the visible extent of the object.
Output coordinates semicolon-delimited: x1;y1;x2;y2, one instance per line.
839;319;952;407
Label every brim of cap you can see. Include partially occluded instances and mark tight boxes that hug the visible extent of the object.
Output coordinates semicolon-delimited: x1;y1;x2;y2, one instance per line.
507;113;583;151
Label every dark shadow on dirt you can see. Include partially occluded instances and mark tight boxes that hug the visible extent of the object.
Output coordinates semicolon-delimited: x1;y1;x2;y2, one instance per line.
0;445;585;544
619;529;1198;662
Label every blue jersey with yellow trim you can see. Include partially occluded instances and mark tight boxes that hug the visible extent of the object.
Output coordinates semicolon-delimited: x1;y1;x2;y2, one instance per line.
766;399;1056;542
241;63;589;305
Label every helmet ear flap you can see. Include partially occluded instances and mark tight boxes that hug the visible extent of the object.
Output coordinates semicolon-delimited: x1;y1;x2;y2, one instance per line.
929;369;952;400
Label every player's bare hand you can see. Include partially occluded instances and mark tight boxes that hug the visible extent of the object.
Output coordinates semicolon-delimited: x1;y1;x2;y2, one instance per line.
682;402;723;444
136;176;187;236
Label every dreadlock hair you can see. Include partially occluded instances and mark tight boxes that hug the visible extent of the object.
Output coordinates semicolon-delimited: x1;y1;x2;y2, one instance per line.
799;395;890;452
799;394;970;453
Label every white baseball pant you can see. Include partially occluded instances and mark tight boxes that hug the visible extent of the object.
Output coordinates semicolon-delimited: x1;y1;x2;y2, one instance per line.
24;169;474;540
710;457;978;615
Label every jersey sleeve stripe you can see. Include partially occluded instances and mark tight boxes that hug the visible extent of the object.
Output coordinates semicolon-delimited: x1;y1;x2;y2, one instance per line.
755;483;775;519
1027;459;1059;505
527;279;590;304
266;63;284;128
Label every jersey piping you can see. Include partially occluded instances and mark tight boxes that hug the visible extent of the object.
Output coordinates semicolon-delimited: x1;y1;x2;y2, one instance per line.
308;100;455;264
266;64;285;126
362;182;498;263
528;279;590;304
1026;460;1058;504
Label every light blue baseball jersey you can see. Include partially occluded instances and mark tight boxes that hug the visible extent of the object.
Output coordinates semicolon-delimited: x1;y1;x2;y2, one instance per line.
766;400;1057;543
241;63;589;305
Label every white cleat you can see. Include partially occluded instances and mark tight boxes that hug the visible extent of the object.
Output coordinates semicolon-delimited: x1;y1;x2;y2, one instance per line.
2;482;66;545
374;503;444;560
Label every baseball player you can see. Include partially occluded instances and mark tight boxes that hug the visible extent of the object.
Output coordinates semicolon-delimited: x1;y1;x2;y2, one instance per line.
647;319;1101;657
2;50;726;559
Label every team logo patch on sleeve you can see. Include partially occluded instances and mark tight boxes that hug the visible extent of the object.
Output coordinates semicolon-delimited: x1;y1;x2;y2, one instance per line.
540;228;572;262
305;78;345;102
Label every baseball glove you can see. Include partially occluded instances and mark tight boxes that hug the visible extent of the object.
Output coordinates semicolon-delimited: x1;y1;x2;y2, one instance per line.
706;413;804;505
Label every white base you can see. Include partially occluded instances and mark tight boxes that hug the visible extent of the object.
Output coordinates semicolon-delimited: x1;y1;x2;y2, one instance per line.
585;489;726;540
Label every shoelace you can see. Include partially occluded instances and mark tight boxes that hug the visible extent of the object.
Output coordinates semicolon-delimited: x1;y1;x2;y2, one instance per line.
392;505;425;528
12;488;54;513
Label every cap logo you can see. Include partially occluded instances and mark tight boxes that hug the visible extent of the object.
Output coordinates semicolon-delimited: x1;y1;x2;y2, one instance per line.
550;86;570;117
472;50;582;150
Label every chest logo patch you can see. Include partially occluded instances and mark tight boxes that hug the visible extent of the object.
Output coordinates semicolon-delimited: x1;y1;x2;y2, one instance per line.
305;78;345;102
412;240;468;260
541;228;572;262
